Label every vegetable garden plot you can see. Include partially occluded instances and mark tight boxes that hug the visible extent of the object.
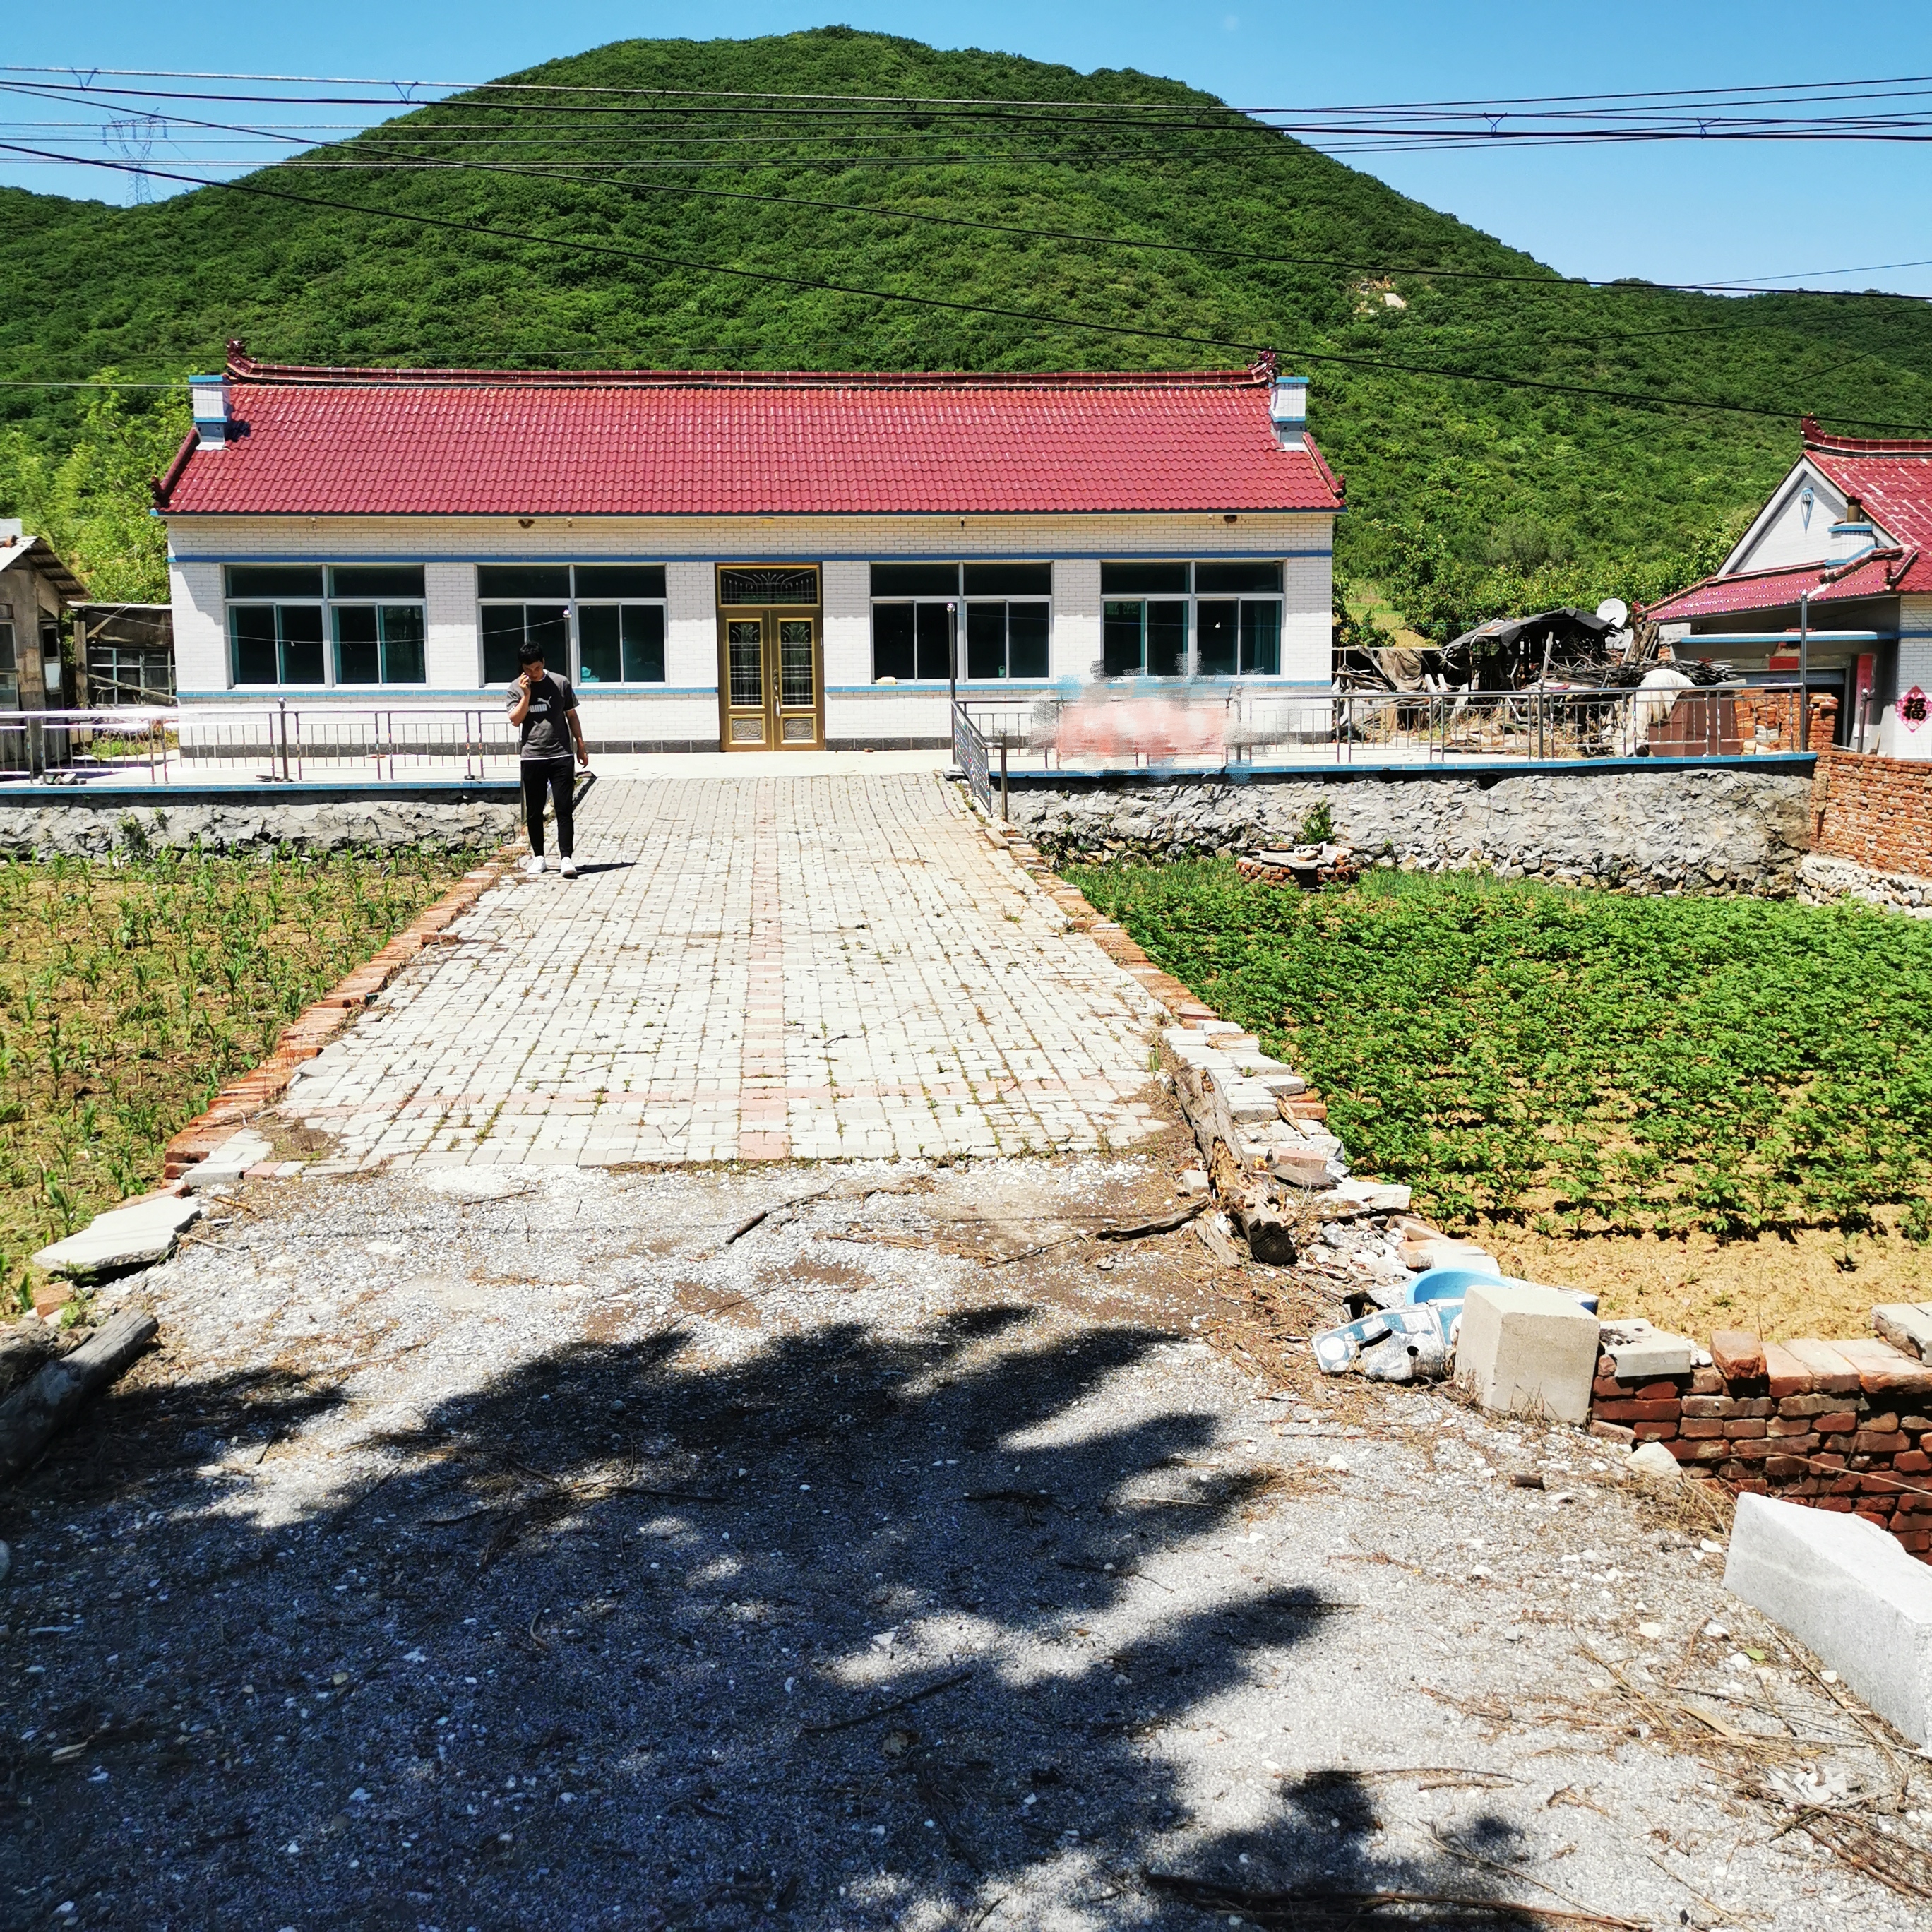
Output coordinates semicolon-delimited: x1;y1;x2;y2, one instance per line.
0;850;462;1301
1069;862;1932;1242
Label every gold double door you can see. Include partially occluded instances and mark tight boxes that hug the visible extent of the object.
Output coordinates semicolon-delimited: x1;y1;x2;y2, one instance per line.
717;585;823;751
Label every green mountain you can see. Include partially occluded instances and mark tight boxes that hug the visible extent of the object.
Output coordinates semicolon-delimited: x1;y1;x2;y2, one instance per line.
6;25;1932;623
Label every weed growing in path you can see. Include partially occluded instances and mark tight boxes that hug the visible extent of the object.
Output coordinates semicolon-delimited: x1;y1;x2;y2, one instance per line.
1070;861;1932;1241
0;849;462;1294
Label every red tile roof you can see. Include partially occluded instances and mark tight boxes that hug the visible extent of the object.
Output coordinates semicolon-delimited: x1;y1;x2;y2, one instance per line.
1643;549;1913;623
1799;425;1932;592
157;349;1344;519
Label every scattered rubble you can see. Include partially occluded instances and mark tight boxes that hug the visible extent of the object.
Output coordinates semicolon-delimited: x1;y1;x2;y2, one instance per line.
1236;844;1359;890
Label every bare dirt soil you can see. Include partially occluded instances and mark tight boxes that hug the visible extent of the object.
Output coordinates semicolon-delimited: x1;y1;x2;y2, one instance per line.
4;1152;1929;1931
1476;1208;1932;1344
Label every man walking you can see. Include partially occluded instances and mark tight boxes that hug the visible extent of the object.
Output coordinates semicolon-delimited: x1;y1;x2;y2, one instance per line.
506;643;590;876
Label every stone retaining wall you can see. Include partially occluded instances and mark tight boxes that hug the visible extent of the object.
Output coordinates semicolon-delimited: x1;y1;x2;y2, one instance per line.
1590;1330;1932;1561
1004;765;1815;895
1796;850;1932;914
0;796;520;859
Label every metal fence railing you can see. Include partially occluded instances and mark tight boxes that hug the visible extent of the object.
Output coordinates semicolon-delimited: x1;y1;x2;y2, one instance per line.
0;704;520;787
0;710;172;782
954;682;1833;780
176;704;518;783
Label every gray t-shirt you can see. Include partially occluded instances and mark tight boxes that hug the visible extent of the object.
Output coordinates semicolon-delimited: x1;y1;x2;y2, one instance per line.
508;673;578;761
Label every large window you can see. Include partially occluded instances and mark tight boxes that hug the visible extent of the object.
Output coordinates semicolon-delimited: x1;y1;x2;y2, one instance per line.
0;604;17;708
870;562;1051;681
1099;560;1284;677
478;564;666;686
227;565;427;688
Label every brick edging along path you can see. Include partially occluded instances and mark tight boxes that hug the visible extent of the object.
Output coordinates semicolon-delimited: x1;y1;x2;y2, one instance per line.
161;849;521;1179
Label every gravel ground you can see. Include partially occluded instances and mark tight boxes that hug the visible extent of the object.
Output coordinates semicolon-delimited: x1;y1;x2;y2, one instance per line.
4;1150;1930;1931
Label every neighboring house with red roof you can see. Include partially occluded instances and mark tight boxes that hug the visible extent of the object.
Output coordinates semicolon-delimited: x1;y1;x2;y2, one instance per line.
155;346;1343;753
1643;417;1932;758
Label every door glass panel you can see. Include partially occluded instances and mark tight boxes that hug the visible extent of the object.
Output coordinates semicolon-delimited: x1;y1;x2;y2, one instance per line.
333;605;381;684
1102;602;1143;676
914;604;953;680
1240;600;1281;675
481;607;523;684
280;604;326;684
231;607;279;685
1008;602;1049;679
872;603;915;680
729;620;764;707
622;605;665;683
965;604;1006;680
721;567;818;604
380;607;426;684
578;606;621;684
526;605;570;664
779;620;815;708
1147;601;1186;678
1198;601;1238;676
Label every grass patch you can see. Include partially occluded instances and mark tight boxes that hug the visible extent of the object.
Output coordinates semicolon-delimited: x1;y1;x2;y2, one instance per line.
0;849;464;1299
1068;860;1932;1243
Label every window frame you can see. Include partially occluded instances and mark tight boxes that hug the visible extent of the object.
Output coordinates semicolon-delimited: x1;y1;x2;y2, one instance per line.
1097;561;1287;679
223;564;429;690
476;564;669;688
869;563;1054;684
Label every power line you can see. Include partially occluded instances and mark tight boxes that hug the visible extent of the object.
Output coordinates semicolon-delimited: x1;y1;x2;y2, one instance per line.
4;139;1929;434
12;125;1932;305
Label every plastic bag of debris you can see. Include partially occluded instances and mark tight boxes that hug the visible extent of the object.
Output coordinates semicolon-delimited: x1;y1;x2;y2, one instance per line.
1313;1305;1456;1379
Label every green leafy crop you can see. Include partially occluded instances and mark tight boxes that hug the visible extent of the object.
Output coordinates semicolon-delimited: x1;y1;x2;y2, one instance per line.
1071;861;1932;1240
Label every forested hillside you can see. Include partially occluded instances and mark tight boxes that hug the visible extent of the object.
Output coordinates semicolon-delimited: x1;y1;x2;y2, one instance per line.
5;26;1932;623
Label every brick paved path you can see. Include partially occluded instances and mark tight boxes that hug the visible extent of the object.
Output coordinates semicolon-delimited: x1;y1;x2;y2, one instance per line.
285;772;1167;1169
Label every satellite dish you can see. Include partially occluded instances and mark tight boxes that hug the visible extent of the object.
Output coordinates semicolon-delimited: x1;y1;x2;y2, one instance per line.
1596;597;1630;628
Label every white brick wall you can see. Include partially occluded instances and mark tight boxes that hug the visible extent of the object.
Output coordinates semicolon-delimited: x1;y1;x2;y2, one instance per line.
1054;559;1100;680
822;559;871;688
169;561;226;691
665;562;717;690
165;511;1335;741
1885;597;1932;761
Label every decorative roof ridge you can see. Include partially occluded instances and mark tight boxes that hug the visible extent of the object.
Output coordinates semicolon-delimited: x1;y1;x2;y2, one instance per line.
1799;415;1932;456
223;341;1274;392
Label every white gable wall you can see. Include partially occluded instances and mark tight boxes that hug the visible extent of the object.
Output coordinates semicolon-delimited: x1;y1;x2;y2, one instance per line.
1725;460;1888;574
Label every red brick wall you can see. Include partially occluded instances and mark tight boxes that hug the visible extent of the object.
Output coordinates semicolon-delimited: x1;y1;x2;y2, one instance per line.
1592;1334;1932;1561
1811;746;1932;881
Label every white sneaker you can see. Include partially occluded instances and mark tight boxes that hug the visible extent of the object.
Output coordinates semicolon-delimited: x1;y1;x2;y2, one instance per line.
559;858;579;878
523;854;546;876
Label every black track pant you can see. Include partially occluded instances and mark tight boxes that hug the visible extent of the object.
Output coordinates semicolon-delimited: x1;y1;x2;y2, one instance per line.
521;759;575;859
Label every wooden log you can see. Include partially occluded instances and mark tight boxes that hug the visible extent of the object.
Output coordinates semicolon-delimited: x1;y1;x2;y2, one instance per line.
0;1317;59;1400
0;1311;158;1482
1207;1138;1301;1267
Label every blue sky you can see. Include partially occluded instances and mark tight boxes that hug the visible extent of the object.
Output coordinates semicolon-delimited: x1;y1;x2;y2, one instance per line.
7;1;1932;294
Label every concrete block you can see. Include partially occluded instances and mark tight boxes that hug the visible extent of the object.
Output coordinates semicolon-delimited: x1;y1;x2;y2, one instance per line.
1599;1319;1695;1381
1724;1491;1932;1746
34;1193;202;1278
1455;1280;1601;1424
1874;1304;1932;1364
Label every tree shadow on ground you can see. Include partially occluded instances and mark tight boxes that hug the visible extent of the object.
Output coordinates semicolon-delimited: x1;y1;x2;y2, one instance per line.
2;1308;1537;1929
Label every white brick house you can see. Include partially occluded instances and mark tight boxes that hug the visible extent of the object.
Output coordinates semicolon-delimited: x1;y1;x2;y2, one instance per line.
156;349;1343;753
